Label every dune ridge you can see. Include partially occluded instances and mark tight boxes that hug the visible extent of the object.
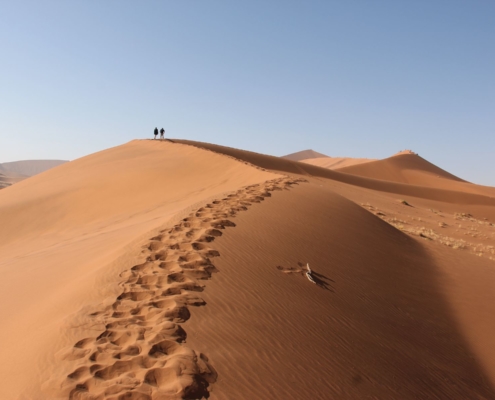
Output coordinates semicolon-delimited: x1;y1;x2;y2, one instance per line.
184;179;495;399
282;149;329;161
0;140;280;399
0;159;68;177
1;138;495;399
173;139;495;206
337;153;465;183
50;176;305;400
301;156;376;169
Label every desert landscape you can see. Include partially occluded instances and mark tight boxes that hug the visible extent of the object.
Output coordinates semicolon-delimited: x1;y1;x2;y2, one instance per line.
0;160;67;189
0;139;494;399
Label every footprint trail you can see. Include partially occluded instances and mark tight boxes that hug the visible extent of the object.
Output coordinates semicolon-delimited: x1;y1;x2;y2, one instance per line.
57;176;307;400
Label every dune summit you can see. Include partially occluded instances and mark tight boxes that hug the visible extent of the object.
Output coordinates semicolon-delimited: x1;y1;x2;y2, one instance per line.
1;139;495;399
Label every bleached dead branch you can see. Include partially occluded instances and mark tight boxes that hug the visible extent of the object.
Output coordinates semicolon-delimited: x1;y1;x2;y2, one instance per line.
306;263;316;284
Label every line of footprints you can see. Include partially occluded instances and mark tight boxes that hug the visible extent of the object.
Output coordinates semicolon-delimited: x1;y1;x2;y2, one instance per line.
60;177;307;400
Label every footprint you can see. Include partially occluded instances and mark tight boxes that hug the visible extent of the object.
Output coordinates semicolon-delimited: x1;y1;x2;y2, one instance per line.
57;176;305;399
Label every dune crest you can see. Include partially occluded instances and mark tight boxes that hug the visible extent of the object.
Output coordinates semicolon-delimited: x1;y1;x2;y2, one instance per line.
337;152;465;184
301;156;376;169
0;140;280;399
49;176;305;399
282;149;329;161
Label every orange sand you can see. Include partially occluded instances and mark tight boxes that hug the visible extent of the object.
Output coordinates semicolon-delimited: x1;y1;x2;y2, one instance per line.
0;139;494;399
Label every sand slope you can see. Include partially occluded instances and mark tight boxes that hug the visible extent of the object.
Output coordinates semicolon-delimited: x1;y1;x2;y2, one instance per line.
2;138;495;399
0;140;279;399
186;179;495;399
301;156;376;169
282;149;329;161
337;152;464;182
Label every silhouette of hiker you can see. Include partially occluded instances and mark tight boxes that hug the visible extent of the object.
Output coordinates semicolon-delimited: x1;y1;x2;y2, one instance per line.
160;128;165;140
153;127;158;139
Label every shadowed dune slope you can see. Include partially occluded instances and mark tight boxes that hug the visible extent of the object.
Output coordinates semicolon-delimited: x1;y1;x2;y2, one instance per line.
186;180;495;399
302;156;376;169
173;139;495;206
282;149;329;161
0;140;279;399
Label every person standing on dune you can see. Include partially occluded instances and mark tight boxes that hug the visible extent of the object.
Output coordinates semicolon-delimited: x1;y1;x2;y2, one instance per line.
160;128;165;140
153;127;158;139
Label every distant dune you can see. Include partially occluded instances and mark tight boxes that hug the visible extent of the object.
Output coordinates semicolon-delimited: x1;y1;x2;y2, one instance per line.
282;149;329;161
337;152;465;183
0;171;28;189
1;139;495;399
0;159;68;177
0;159;68;189
0;173;12;189
301;156;376;169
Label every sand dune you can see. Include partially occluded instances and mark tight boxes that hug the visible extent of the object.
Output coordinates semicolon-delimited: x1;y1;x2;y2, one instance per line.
282;149;329;161
0;140;279;399
1;138;495;399
301;156;376;169
174;139;495;206
0;160;65;189
0;170;28;189
0;159;68;177
337;153;495;197
337;152;465;183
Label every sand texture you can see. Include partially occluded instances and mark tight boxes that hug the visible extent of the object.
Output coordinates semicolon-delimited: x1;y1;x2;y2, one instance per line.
301;156;376;170
1;139;495;399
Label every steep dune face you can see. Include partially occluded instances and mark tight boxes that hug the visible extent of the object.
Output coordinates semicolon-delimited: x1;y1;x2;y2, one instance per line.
301;156;376;169
0;140;279;399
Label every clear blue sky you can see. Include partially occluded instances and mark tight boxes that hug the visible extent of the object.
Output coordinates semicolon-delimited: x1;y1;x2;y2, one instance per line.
1;1;494;185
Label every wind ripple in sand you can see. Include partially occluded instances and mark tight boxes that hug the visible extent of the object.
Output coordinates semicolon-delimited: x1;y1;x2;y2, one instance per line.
56;177;306;400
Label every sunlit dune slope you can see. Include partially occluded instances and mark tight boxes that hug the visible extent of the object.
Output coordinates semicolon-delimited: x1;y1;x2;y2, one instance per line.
173;139;495;206
185;180;495;399
301;156;376;169
0;140;279;399
337;152;464;183
337;153;495;197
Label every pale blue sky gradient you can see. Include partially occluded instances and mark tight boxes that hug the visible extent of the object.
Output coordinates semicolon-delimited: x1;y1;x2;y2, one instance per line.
1;1;494;184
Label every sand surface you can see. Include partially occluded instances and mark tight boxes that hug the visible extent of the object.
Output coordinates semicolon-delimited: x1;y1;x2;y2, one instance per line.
301;156;376;169
1;139;495;399
282;149;329;161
